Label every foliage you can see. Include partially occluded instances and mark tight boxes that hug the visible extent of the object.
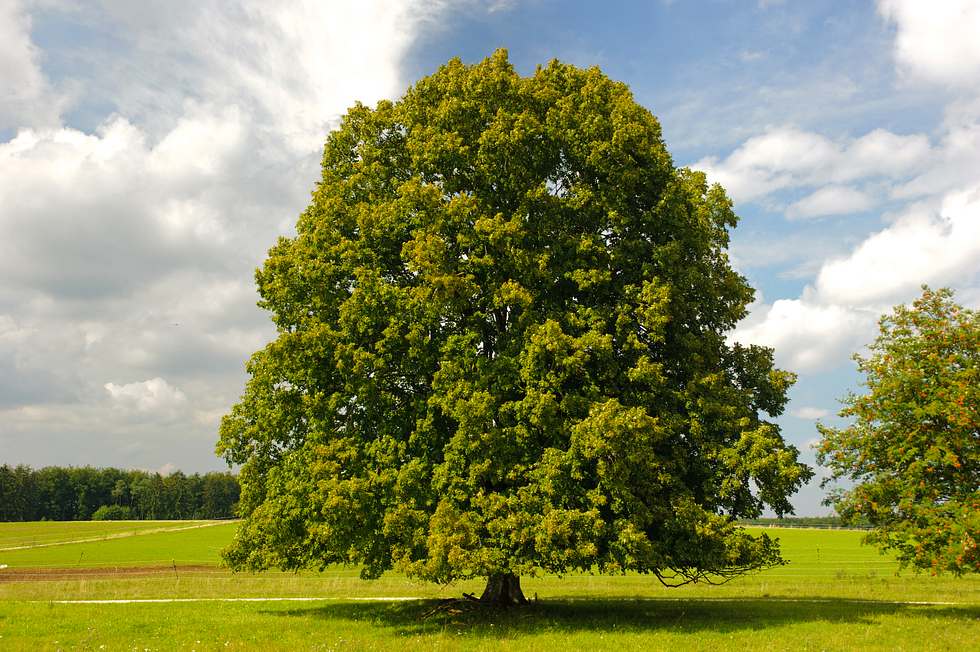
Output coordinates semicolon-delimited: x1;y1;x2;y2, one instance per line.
91;504;132;521
218;51;811;590
0;465;239;521
818;287;980;574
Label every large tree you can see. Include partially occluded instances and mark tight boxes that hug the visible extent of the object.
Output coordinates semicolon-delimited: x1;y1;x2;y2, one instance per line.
217;51;811;604
818;287;979;574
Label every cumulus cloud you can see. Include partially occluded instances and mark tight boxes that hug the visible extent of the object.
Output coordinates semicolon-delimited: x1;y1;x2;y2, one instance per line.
0;314;73;408
56;0;439;153
0;0;63;129
105;377;187;413
0;0;465;472
734;185;980;372
879;0;980;88
693;126;931;205
786;185;875;219
891;113;980;201
816;187;980;305
734;298;877;372
726;2;980;374
0;114;245;299
791;407;830;420
156;462;178;477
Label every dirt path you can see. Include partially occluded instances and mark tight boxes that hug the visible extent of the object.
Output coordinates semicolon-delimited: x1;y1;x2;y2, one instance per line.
42;596;424;604
0;565;218;582
0;521;232;552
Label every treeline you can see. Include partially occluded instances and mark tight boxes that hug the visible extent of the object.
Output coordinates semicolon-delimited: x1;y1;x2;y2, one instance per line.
0;465;239;521
738;516;871;529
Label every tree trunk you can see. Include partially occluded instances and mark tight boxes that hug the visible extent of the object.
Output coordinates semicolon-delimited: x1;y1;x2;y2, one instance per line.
479;573;529;606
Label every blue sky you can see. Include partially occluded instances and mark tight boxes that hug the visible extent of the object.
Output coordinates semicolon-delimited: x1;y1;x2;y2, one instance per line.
1;0;978;515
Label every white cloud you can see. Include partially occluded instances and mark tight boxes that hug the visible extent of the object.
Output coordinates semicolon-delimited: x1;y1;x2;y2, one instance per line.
730;228;857;280
892;117;980;201
156;463;178;476
63;0;441;154
694;127;831;202
148;104;246;181
0;1;457;305
841;129;933;181
816;186;980;305
734;183;980;372
104;377;187;412
734;298;876;372
487;1;519;12
791;407;830;420
786;185;874;219
879;0;980;88
0;0;458;472
0;0;63;129
692;126;930;205
190;1;422;152
725;127;836;175
0;114;244;298
711;10;980;373
739;50;767;62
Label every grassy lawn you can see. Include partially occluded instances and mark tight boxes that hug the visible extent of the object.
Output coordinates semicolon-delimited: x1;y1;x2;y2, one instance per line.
0;520;227;550
2;597;977;651
0;521;235;568
1;524;978;650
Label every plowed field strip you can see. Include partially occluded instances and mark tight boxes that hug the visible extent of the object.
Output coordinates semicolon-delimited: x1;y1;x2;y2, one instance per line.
0;564;219;582
44;596;424;603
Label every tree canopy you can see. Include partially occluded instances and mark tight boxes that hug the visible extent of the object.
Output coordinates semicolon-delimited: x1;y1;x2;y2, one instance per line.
818;287;979;575
217;50;812;603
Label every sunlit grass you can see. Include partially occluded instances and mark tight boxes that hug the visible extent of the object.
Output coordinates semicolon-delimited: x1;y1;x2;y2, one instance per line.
0;520;222;549
1;593;977;651
1;523;978;650
0;522;235;568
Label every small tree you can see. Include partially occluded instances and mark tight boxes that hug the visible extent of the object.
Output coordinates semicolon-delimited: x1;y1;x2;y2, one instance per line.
218;51;812;604
92;504;132;521
818;287;979;574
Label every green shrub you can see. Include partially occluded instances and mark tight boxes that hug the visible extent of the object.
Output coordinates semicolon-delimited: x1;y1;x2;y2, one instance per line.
91;504;132;521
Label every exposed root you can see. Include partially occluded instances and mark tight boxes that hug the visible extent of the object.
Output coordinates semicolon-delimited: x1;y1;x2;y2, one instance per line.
420;597;484;619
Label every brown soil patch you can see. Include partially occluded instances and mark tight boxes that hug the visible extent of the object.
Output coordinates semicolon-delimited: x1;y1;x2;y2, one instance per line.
0;565;221;582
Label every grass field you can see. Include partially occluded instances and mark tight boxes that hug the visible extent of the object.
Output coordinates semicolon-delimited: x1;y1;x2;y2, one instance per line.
0;520;227;552
1;522;978;650
0;521;232;568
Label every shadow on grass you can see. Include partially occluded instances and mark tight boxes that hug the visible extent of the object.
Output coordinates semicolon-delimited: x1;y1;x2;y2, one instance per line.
263;597;980;637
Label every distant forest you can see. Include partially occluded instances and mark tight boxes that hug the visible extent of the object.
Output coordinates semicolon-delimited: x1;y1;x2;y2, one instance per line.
0;465;239;521
738;516;870;529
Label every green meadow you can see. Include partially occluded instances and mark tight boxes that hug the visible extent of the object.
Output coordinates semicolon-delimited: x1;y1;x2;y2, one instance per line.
1;522;978;650
0;521;226;554
0;521;233;568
